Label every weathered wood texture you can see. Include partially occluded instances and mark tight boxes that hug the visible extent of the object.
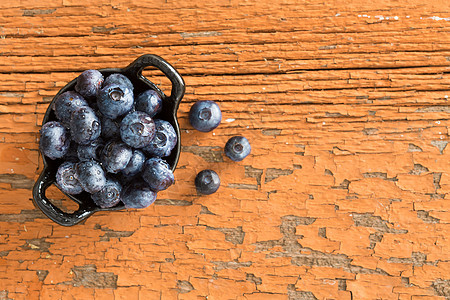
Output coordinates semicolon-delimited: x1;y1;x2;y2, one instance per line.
0;0;450;299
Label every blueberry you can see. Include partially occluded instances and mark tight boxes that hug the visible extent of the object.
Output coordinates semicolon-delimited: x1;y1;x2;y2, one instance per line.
77;138;104;161
100;140;132;174
55;161;83;195
141;158;174;192
116;172;138;186
224;136;251;162
53;91;88;126
122;149;146;176
135;89;162;118
142;119;177;157
195;169;220;195
97;83;133;119
189;100;221;132
120;111;155;148
75;69;104;100
64;140;80;162
70;106;101;145
100;114;120;140
75;160;106;194
121;179;157;209
103;73;133;91
39;121;70;160
91;178;122;208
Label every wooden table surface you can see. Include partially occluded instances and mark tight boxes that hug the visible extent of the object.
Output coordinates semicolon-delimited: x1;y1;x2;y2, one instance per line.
1;0;450;299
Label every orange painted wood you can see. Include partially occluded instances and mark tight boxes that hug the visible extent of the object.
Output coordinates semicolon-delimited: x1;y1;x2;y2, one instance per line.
0;0;450;299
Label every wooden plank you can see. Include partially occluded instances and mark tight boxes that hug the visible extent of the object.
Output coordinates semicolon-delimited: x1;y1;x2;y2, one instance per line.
0;0;450;299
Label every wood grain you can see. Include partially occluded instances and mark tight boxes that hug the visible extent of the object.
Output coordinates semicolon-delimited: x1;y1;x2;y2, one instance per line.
0;0;450;299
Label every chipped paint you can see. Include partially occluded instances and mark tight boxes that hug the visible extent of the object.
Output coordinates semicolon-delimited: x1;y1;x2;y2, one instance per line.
1;1;450;299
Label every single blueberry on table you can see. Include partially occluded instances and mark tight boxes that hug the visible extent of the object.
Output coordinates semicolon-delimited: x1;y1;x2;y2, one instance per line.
189;100;222;132
75;160;106;194
77;138;104;161
53;91;88;126
75;69;104;100
100;140;133;174
135;89;163;118
121;179;157;209
91;178;122;208
121;149;146;176
69;106;101;145
142;119;177;158
39;121;70;160
100;114;120;140
224;136;251;162
97;83;134;119
195;169;220;195
103;73;134;91
141;157;174;192
120;111;156;148
55;161;83;195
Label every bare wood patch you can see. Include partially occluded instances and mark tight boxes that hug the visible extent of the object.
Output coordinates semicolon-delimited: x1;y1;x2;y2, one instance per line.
36;270;49;281
181;146;223;162
206;226;245;244
94;225;134;242
408;143;423;152
65;265;118;289
0;209;45;223
432;279;450;298
227;183;258;190
21;238;53;252
0;173;34;189
199;205;215;215
244;165;263;186
154;199;192;206
0;291;12;300
409;164;429;175
261;129;282;136
353;213;407;234
265;168;294;183
246;273;262;285
388;252;427;267
22;9;56;16
180;31;221;38
288;285;318;300
177;280;194;294
431;140;448;154
212;261;252;271
417;211;440;224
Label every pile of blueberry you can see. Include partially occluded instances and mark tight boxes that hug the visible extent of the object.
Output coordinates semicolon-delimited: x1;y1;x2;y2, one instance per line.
39;70;177;209
40;68;252;211
189;100;251;195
